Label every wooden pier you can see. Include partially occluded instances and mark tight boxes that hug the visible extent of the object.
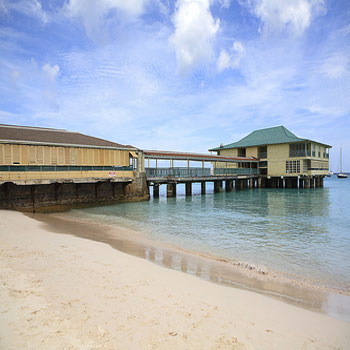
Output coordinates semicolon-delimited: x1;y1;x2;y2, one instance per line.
143;150;324;198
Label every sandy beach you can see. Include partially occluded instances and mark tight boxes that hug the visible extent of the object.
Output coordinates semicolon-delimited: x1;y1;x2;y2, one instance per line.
0;210;349;349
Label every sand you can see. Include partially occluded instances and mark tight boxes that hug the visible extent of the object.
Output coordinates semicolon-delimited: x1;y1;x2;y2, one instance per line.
0;210;349;349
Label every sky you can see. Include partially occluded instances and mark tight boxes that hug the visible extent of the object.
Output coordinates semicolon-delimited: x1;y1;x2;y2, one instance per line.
0;0;349;170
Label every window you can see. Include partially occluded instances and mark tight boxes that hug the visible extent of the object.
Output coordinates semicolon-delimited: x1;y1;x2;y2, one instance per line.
289;143;306;157
306;143;311;156
237;148;246;157
286;160;300;173
258;146;267;159
312;144;315;157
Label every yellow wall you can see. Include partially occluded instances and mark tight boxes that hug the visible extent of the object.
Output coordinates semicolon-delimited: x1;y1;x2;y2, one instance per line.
219;149;238;157
0;143;134;182
215;142;329;176
267;144;290;176
0;144;130;167
267;143;329;176
218;146;257;158
246;146;258;158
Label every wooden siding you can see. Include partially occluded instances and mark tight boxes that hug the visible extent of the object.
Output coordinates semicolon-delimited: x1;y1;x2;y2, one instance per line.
0;144;131;167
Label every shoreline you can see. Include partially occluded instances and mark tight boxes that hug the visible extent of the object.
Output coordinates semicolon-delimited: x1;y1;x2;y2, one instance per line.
1;209;350;349
29;210;350;322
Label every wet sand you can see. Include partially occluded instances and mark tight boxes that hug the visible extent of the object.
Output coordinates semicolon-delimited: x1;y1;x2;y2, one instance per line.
32;211;350;321
1;210;350;349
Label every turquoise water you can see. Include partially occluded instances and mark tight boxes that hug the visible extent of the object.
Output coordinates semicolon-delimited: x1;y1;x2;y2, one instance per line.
68;176;350;293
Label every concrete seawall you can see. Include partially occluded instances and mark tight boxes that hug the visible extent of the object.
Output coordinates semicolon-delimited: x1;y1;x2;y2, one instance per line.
0;173;150;212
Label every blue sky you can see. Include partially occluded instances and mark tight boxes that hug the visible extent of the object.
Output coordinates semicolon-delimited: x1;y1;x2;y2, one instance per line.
0;0;349;170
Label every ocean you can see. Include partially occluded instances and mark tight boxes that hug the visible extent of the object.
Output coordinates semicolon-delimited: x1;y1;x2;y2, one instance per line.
59;176;350;320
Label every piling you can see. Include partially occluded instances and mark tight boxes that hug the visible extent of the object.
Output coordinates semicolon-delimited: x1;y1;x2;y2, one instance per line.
225;180;233;192
167;183;176;197
214;181;221;193
201;181;206;195
153;184;159;198
185;182;192;196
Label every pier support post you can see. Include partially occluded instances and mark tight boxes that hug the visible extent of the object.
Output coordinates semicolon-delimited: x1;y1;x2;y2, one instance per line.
285;178;292;188
291;178;298;188
310;177;315;188
320;176;324;187
185;182;192;196
316;176;321;187
225;180;233;192
214;181;221;193
235;179;239;190
249;179;254;189
167;183;176;197
304;177;310;188
201;181;206;195
153;184;159;198
257;178;262;188
272;178;279;188
299;178;304;189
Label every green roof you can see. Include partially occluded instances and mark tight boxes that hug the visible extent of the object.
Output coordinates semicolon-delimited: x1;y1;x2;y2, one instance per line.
209;126;331;151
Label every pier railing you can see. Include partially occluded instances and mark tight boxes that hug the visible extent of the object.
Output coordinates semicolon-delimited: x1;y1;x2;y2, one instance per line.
213;168;258;175
146;167;258;178
146;167;211;178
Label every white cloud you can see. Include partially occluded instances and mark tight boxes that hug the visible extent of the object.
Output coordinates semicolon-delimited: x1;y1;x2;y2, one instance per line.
170;0;220;73
217;41;245;72
217;49;230;71
64;0;147;39
241;0;326;35
306;104;344;117
0;0;49;24
319;54;349;80
42;63;60;81
219;0;230;9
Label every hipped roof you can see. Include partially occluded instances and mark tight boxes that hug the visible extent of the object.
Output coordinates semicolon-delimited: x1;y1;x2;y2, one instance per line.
209;126;331;151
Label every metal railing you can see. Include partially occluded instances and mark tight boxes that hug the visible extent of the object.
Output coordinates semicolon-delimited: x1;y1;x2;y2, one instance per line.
146;167;258;178
214;168;258;175
146;167;210;178
289;151;307;157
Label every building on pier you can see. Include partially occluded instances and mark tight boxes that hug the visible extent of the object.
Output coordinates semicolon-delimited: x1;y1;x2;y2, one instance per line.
209;126;331;187
0;124;149;209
